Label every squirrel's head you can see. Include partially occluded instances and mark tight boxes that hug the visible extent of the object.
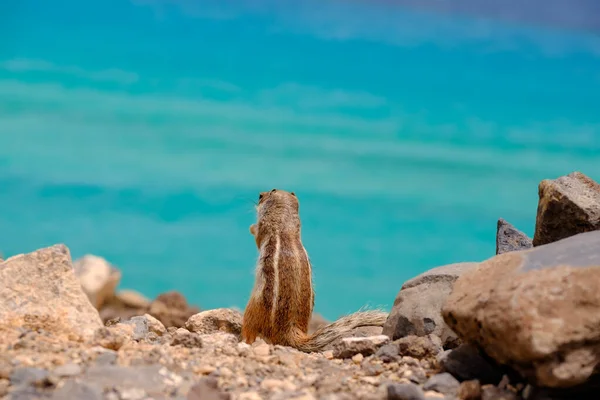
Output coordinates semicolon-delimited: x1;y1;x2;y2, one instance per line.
254;189;300;231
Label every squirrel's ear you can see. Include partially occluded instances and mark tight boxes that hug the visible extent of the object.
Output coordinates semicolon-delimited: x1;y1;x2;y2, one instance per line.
291;192;296;196
271;188;277;193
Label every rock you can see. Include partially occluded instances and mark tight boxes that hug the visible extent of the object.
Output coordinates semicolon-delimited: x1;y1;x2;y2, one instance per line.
171;328;203;348
422;373;460;396
438;344;504;384
405;367;428;385
73;254;122;310
51;380;103;400
10;367;49;387
187;376;230;400
82;364;168;395
533;171;600;246
481;384;517;400
148;291;200;328
0;244;103;340
395;334;442;361
383;262;478;348
442;230;600;388
97;290;153;324
116;290;151;309
387;383;426;400
144;313;168;336
92;325;133;351
120;314;167;340
324;325;385;351
496;218;532;255
458;380;481;400
524;375;600;400
376;343;400;363
185;308;242;336
252;342;271;357
98;298;145;324
94;350;118;365
53;363;83;377
333;335;390;359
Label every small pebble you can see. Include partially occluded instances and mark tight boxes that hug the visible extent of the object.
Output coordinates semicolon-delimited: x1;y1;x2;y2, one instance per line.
387;382;426;400
253;343;271;357
352;353;364;364
423;372;460;395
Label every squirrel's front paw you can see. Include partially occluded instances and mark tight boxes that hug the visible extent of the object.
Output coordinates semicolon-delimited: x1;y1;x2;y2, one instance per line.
249;224;257;235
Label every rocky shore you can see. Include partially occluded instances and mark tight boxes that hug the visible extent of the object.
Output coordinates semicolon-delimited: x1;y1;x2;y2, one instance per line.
1;171;600;400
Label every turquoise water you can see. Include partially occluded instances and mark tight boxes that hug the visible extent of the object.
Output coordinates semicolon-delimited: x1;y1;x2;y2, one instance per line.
1;1;600;319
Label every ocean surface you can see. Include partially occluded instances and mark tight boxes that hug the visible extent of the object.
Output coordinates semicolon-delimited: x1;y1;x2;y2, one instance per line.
1;0;600;319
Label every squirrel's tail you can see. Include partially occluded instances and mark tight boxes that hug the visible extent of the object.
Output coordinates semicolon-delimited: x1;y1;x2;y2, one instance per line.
291;309;388;353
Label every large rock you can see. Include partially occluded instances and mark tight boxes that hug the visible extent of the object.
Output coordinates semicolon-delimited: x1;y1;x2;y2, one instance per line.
185;308;242;336
383;262;478;348
442;230;600;388
0;244;103;340
73;255;122;310
533;171;600;246
496;218;532;255
98;290;151;323
148;291;200;328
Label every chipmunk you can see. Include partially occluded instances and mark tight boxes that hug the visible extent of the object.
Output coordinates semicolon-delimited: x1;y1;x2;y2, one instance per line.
241;189;387;352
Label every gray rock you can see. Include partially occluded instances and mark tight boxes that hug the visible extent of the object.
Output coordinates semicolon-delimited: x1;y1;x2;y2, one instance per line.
83;364;167;395
121;316;150;341
10;367;49;386
120;314;167;341
496;218;532;255
383;262;478;348
423;373;460;395
376;343;400;363
387;383;426;400
94;351;118;366
51;380;103;400
443;230;600;388
438;344;504;384
407;368;427;385
6;385;50;400
533;171;600;246
52;364;82;378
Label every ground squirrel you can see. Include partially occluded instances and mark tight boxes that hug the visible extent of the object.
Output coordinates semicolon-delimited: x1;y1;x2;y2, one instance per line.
241;189;387;352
